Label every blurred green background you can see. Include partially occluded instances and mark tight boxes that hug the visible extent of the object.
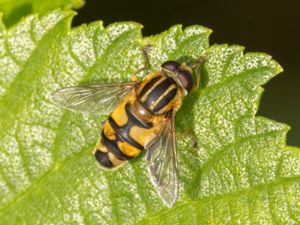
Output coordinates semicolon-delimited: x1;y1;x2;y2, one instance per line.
72;0;300;147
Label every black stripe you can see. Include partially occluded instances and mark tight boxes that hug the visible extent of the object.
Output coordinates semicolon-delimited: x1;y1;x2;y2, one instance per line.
153;88;178;112
138;76;162;99
101;132;133;160
125;103;153;129
108;117;144;150
94;150;114;168
143;77;175;109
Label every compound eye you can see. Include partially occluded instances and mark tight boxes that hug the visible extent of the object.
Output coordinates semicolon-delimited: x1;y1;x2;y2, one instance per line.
161;61;180;72
177;70;193;93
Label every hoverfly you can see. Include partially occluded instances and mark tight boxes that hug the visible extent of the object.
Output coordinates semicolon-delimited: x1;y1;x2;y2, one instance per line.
52;50;202;208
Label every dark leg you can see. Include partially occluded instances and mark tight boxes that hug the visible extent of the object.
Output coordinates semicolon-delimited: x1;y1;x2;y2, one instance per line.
179;128;199;151
191;56;206;92
134;45;152;75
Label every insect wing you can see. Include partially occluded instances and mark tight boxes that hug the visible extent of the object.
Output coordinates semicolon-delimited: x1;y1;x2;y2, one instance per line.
145;116;179;208
52;82;135;114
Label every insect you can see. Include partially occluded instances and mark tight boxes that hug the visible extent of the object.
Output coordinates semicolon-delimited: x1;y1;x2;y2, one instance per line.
52;51;202;208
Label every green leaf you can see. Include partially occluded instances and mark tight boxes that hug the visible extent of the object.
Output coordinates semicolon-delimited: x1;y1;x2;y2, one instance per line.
0;9;299;225
0;0;84;26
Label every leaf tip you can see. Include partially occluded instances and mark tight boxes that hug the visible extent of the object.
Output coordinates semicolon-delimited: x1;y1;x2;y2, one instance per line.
184;25;213;36
73;0;86;9
272;58;284;74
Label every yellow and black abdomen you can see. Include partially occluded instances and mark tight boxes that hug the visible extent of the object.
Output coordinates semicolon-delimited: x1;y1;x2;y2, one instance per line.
94;72;183;169
94;91;148;168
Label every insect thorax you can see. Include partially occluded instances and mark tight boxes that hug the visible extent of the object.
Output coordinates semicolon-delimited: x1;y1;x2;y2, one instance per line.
137;72;183;115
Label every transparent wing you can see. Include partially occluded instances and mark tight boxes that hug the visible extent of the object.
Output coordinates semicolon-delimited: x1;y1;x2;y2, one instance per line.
52;82;135;114
145;115;179;208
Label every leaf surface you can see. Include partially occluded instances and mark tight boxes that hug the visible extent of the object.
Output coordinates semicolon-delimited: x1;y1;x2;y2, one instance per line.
0;9;299;225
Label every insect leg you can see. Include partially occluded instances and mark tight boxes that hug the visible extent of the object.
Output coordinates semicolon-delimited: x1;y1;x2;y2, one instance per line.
101;119;106;127
191;56;206;92
194;57;206;87
191;129;198;149
132;45;152;76
179;128;199;150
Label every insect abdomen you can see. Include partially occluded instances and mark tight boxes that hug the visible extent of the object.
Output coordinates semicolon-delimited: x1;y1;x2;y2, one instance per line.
94;90;156;168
